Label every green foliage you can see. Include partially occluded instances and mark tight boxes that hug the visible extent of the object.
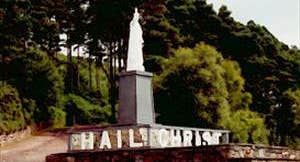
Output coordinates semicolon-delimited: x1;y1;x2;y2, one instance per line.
220;109;268;144
48;54;111;127
7;48;64;124
48;106;66;129
21;98;36;125
0;82;25;134
30;0;61;56
0;0;33;51
275;89;300;148
150;0;299;146
63;94;111;126
154;42;268;143
222;60;252;111
144;55;165;73
154;43;229;126
143;0;182;57
56;53;110;105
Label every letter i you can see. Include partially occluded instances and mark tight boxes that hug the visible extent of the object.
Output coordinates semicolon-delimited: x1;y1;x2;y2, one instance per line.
117;130;122;148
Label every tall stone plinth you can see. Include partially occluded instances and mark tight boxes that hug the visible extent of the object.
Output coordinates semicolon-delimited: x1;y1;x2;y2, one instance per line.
118;71;155;125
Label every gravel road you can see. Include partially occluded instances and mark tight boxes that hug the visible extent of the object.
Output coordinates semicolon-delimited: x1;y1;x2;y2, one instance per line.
0;131;68;162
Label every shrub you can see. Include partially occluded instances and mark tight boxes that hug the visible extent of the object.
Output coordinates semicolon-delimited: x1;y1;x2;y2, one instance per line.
0;82;25;134
63;94;111;126
48;106;66;128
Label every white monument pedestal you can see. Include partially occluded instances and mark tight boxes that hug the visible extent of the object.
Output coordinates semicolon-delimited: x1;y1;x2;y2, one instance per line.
118;70;155;125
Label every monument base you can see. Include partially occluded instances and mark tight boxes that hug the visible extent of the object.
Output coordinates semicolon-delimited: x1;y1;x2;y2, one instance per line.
66;124;230;151
118;71;155;125
46;144;300;162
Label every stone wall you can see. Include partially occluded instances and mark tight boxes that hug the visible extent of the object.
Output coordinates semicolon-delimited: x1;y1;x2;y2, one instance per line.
46;144;300;162
0;127;31;146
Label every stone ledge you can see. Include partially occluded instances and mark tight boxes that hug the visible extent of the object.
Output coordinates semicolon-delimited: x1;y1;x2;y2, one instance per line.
119;70;153;77
46;144;300;162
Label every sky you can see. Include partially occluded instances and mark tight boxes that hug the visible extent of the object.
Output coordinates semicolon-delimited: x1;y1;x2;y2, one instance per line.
206;0;300;47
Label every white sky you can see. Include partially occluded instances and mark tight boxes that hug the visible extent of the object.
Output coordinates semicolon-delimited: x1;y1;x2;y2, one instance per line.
206;0;300;47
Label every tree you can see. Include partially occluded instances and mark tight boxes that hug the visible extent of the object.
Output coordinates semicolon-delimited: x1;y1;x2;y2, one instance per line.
0;0;33;81
0;0;33;51
54;0;74;93
275;89;300;148
7;47;64;127
142;0;182;73
30;0;61;57
220;109;268;144
85;0;170;122
86;0;131;122
154;42;268;143
152;0;300;145
143;0;181;58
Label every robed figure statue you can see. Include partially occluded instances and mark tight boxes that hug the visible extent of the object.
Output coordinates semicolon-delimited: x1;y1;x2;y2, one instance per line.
126;8;145;71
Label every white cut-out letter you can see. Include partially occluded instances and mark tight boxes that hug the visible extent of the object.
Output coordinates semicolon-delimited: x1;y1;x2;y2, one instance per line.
195;131;202;146
158;129;170;147
129;129;143;147
80;132;94;150
183;130;193;147
117;130;122;148
99;131;111;149
170;129;182;147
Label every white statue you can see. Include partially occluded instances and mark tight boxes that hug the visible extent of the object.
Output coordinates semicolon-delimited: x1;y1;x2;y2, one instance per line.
126;8;145;71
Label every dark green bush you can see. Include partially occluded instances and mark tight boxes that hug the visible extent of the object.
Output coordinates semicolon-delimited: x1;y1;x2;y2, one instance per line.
48;106;66;128
0;82;26;134
63;94;111;126
21;98;36;125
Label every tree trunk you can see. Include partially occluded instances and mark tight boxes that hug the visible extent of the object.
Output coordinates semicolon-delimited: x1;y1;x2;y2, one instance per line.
77;46;80;92
109;42;116;123
88;53;92;90
66;34;73;92
118;39;123;72
95;57;100;91
1;54;5;84
113;55;117;77
123;38;128;70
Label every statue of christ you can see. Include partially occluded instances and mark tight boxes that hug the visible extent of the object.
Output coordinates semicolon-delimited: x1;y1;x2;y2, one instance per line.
126;8;145;71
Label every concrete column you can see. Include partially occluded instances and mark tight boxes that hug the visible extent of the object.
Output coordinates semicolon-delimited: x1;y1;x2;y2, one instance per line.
118;71;155;125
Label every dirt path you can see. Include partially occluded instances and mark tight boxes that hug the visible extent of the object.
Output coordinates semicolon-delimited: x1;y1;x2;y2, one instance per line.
0;131;68;162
